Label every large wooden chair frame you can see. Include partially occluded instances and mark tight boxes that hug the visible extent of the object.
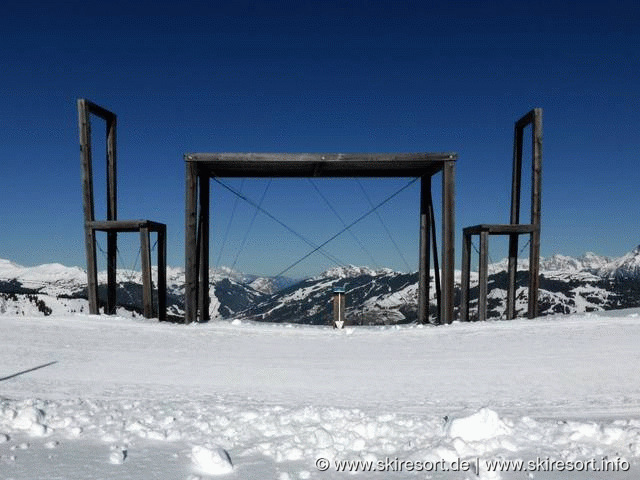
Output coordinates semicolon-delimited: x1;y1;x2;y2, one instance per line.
78;99;167;320
460;108;542;321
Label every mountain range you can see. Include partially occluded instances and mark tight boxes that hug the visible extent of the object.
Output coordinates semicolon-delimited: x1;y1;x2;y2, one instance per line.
3;245;640;324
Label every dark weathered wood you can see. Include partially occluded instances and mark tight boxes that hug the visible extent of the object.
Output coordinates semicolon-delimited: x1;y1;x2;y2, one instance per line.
510;120;524;225
107;114;117;221
140;226;153;318
507;116;524;320
478;230;489;321
464;224;537;235
186;152;457;178
107;232;117;314
460;231;471;321
184;160;199;324
429;188;441;323
418;176;430;324
198;173;210;322
528;108;543;318
441;160;455;324
77;99;99;315
157;225;167;321
105;113;118;315
88;220;165;232
84;100;117;122
506;232;518;320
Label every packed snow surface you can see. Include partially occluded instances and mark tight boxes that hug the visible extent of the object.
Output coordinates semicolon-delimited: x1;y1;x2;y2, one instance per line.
1;311;640;478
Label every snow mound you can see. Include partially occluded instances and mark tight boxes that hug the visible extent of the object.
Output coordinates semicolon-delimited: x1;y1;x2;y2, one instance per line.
109;445;128;464
12;406;48;436
191;445;233;475
448;408;512;442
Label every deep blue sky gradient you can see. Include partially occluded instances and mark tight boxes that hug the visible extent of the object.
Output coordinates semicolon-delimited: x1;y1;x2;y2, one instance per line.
1;1;639;277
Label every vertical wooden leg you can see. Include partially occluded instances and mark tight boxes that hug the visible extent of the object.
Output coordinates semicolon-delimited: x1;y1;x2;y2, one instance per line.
529;229;541;318
478;231;489;321
507;233;518;319
198;174;210;322
85;227;99;315
460;230;471;321
107;231;117;314
140;226;153;318
418;176;431;324
157;226;167;322
78;99;99;316
429;190;441;323
529;109;543;318
185;161;199;324
441;160;455;324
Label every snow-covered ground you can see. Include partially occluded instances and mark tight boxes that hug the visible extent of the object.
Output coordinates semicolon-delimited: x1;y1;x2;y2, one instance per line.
1;311;640;479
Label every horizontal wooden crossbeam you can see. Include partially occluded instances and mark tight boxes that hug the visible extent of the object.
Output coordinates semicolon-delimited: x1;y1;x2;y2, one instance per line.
185;152;457;178
463;224;537;235
88;220;166;233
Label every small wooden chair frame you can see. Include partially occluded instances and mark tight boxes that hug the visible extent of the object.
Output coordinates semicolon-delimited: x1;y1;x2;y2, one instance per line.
460;108;542;321
78;99;167;320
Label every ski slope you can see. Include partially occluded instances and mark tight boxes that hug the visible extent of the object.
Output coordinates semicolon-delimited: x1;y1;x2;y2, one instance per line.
1;311;640;479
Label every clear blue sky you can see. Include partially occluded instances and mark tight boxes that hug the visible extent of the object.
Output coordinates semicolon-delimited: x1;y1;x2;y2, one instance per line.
1;1;639;278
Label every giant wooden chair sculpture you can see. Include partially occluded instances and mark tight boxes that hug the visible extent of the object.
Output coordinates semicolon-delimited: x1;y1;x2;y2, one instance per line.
78;99;167;321
460;108;542;321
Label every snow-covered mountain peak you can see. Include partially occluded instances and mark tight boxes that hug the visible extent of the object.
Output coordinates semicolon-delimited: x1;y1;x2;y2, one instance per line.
320;265;392;279
603;244;640;279
541;252;610;272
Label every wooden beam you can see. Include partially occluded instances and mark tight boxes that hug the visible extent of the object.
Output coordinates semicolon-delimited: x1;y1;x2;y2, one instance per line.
478;230;489;321
460;230;471;321
106;114;117;221
186;152;456;178
198;173;210;322
157;225;167;321
463;224;536;235
77;99;99;315
510;118;524;225
506;232;518;320
140;226;153;318
106;232;117;315
418;176;431;324
441;160;455;324
184;160;199;324
507;113;524;320
88;220;165;232
105;107;118;315
429;188;441;323
84;100;117;122
529;108;543;318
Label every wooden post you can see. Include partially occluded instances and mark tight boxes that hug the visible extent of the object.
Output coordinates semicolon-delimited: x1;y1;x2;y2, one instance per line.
478;230;489;321
429;189;441;322
460;230;471;321
198;173;210;322
106;114;118;315
507;122;524;320
528;108;543;318
506;233;518;320
184;160;199;324
77;99;99;315
441;160;455;324
140;226;153;318
418;175;431;324
157;225;167;321
106;232;117;314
